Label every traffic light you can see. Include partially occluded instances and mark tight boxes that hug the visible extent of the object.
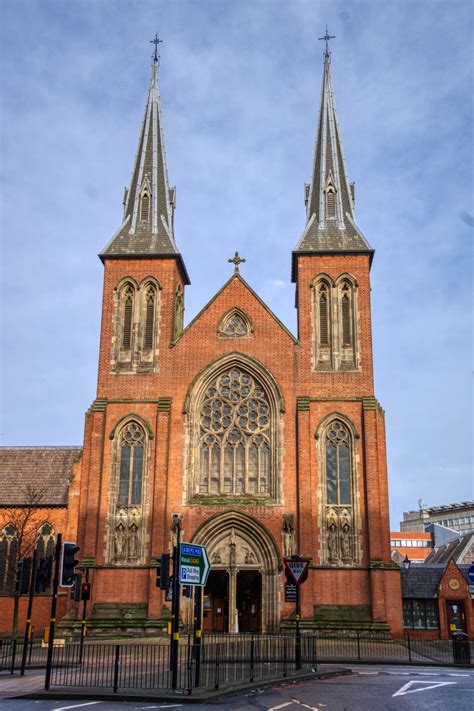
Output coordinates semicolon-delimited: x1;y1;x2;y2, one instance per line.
15;558;32;594
35;556;53;593
60;542;80;587
156;553;170;590
81;582;91;601
70;574;82;601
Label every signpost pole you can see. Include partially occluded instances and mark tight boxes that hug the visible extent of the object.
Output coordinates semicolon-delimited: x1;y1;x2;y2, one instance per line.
20;548;37;676
170;524;181;692
193;585;202;688
44;533;62;691
295;581;301;670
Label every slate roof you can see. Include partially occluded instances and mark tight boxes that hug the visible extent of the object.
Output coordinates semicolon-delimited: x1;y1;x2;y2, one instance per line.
100;57;190;284
400;564;446;598
0;447;82;506
425;533;474;564
292;50;373;280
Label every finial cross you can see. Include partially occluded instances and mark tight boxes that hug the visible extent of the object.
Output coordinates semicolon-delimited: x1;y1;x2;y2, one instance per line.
150;33;163;64
318;26;335;57
228;251;246;274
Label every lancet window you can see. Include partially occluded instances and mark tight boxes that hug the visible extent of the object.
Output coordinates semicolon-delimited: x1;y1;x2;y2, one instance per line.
122;284;134;351
109;420;147;565
0;525;18;594
320;419;358;564
312;274;359;371
194;366;277;499
112;278;161;373
35;523;55;561
143;285;156;350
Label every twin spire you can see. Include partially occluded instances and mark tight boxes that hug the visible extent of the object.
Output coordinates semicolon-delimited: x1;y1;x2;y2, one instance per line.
101;33;372;281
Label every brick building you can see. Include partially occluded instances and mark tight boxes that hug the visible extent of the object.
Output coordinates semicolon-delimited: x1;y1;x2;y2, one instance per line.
0;43;403;635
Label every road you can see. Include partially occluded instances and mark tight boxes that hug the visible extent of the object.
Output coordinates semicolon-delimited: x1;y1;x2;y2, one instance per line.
0;665;472;710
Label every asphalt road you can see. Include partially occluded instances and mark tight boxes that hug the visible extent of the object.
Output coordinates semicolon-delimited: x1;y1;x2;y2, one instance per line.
0;665;472;710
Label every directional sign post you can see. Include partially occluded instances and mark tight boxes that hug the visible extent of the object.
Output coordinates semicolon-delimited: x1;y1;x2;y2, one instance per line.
179;543;210;587
283;556;311;671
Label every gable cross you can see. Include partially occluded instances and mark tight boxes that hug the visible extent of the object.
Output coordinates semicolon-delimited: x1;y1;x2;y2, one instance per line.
228;251;246;274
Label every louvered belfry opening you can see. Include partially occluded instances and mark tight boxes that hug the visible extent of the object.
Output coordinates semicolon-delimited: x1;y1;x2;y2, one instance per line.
326;188;336;219
122;287;134;350
341;288;352;345
319;290;329;345
144;287;155;349
140;192;150;223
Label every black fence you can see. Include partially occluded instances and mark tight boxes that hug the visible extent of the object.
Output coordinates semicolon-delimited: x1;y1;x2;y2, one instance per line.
2;632;473;693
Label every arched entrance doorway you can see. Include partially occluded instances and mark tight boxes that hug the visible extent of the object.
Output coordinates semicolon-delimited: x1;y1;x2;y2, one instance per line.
193;511;280;632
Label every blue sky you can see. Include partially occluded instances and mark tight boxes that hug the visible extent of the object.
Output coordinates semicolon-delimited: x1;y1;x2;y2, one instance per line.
0;0;472;528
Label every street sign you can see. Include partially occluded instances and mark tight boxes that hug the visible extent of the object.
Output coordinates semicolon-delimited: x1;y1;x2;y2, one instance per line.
179;543;210;586
285;583;297;602
467;565;474;584
284;557;310;585
468;583;474;596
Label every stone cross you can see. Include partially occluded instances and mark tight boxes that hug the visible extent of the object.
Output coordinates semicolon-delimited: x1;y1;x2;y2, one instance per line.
228;251;246;274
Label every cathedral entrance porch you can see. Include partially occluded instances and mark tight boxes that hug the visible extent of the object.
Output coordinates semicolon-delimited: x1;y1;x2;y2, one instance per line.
192;511;280;632
202;569;262;633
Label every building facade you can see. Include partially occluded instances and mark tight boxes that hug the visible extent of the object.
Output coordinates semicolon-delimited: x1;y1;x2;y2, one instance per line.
0;43;403;635
401;502;474;536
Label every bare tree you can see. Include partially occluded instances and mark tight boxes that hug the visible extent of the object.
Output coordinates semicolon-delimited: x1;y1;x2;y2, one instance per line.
0;484;48;638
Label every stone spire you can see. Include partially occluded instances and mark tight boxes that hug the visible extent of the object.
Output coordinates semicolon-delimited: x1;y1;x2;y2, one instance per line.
292;41;373;279
101;47;189;282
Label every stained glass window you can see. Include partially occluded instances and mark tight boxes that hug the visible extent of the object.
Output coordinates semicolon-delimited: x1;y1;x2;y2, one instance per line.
118;422;145;506
326;422;351;506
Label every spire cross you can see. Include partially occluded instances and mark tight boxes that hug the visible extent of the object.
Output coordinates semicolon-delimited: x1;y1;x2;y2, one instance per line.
228;251;246;274
150;33;163;64
318;26;335;58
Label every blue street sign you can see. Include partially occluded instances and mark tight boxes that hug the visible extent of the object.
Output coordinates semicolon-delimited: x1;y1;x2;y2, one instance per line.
467;565;474;584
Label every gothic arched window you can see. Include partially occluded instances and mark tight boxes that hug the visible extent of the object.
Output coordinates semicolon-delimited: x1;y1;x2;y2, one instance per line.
0;525;19;594
118;422;145;506
143;285;156;350
320;419;358;564
313;277;333;370
122;284;134;351
326;187;336;218
219;309;253;338
35;523;55;561
336;276;358;369
195;366;276;498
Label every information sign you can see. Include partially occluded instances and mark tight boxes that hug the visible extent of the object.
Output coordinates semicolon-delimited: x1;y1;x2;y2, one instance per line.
285;583;297;602
179;543;210;586
467;565;474;584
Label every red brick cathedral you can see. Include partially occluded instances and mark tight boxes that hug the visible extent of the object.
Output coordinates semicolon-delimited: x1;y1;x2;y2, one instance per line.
0;43;403;635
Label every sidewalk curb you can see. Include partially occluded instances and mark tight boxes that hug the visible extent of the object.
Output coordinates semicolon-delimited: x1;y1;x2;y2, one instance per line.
13;668;352;703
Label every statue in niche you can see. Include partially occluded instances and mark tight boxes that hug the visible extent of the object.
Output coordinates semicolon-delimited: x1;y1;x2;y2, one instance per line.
170;513;183;549
212;549;222;565
340;521;352;559
173;284;184;341
244;548;256;564
327;520;338;561
229;528;236;570
114;522;126;559
128;523;139;559
282;514;295;557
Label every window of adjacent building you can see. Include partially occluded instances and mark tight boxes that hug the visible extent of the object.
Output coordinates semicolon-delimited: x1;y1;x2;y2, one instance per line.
0;524;18;594
403;599;439;629
196;366;274;498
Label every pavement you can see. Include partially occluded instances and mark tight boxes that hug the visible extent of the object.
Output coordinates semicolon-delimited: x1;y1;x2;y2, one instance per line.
0;666;351;703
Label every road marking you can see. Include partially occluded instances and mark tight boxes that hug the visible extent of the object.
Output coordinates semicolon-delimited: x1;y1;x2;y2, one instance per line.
291;700;320;710
449;673;470;676
388;671;409;675
359;671;379;675
55;704;101;711
269;704;293;711
392;680;456;697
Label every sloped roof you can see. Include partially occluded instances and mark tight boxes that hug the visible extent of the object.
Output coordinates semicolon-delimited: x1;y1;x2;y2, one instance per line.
0;447;82;506
400;564;445;598
424;533;474;564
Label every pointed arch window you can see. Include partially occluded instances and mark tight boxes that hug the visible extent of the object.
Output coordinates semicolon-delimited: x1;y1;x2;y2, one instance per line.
0;525;19;594
143;285;156;350
313;277;333;369
139;185;150;223
122;285;134;351
219;309;253;338
319;284;329;346
321;419;357;564
118;422;145;506
35;523;55;561
341;283;352;346
326;188;336;218
195;366;275;498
